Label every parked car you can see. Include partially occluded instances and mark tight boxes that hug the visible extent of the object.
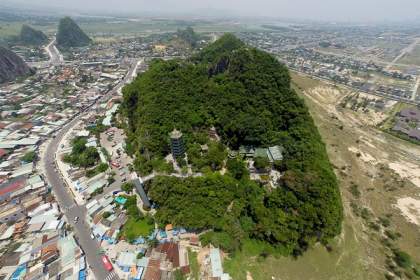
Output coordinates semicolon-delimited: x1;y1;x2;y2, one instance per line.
102;255;113;271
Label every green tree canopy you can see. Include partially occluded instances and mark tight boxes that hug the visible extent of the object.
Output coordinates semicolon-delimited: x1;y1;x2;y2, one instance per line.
123;34;343;255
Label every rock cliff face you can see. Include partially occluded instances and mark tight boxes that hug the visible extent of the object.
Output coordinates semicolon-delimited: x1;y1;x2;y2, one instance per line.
0;47;32;83
56;17;91;48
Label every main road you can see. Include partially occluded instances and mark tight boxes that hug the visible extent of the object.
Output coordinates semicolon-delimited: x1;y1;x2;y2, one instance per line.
42;58;143;280
45;38;64;66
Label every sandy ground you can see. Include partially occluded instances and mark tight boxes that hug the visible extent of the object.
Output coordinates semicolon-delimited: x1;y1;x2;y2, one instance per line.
348;146;377;164
388;162;420;189
197;247;210;271
396;197;420;225
305;84;420;228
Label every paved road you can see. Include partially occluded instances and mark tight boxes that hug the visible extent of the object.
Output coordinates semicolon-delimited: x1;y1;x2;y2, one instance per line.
45;38;64;66
385;37;420;71
42;58;142;280
44;120;115;280
412;77;420;101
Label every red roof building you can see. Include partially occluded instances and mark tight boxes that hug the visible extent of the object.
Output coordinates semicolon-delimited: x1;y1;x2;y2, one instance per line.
0;148;7;158
144;259;161;280
156;242;180;268
0;178;26;199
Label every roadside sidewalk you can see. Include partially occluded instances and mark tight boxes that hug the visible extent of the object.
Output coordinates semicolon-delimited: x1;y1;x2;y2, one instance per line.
55;121;86;205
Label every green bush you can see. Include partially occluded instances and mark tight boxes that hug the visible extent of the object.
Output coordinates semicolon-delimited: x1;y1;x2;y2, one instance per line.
253;157;270;170
102;211;111;218
63;137;99;168
226;158;249;179
349;183;361;198
21;151;36;163
378;216;391;227
86;163;109;178
122;182;134;193
393;249;412;269
200;231;238;253
385;230;401;241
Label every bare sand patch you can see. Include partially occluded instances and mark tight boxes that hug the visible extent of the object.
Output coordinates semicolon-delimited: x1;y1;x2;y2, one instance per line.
246;271;254;280
388;162;420;188
348;146;377;164
360;137;376;149
396;197;420;226
384;100;398;109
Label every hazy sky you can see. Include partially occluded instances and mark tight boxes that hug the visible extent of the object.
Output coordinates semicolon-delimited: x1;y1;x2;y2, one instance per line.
5;0;420;22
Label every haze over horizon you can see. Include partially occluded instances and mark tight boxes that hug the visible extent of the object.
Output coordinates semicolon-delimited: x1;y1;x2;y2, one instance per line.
3;0;420;22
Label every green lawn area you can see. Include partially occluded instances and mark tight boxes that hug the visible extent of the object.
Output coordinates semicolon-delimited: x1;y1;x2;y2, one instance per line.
121;217;154;241
188;249;200;280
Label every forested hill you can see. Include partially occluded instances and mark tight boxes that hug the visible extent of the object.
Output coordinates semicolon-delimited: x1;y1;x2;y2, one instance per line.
56;17;91;48
19;25;48;46
122;34;343;254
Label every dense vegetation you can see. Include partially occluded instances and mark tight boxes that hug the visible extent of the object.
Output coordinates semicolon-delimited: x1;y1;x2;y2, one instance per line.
19;25;47;46
56;17;91;48
63;137;99;168
86;162;109;178
21;151;36;163
122;34;342;254
176;27;200;48
120;195;154;242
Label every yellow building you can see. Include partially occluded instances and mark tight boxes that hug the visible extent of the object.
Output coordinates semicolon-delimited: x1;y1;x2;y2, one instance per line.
154;45;167;52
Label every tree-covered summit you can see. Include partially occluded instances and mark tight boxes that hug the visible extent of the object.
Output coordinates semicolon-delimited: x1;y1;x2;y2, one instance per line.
121;34;343;255
56;17;91;48
193;33;245;63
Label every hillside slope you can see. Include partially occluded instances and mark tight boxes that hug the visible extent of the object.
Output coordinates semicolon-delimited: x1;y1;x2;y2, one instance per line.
122;34;343;254
19;24;48;46
56;17;91;48
0;46;32;83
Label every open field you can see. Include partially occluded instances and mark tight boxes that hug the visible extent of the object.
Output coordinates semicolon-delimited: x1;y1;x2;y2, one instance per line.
397;44;420;66
0;20;57;38
0;18;259;41
224;72;420;280
121;217;153;241
0;21;22;37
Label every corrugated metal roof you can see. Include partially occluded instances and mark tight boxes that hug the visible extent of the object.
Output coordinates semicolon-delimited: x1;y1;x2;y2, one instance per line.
117;252;136;267
210;248;223;277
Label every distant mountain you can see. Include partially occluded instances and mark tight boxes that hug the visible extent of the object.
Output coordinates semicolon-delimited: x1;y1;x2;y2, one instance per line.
56;17;91;48
19;24;48;46
0;46;33;83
